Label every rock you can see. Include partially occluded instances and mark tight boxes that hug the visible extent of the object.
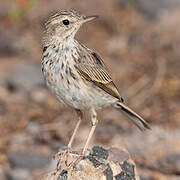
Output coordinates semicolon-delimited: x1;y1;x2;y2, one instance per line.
0;33;23;56
116;0;180;19
41;146;140;180
6;168;30;180
7;151;51;170
138;0;180;18
121;127;180;176
6;62;44;92
115;0;139;8
158;153;180;174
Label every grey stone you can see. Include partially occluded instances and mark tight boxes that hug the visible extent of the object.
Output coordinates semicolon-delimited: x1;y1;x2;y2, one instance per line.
6;168;30;180
138;0;180;18
6;63;44;92
116;0;180;19
158;153;180;174
7;151;51;170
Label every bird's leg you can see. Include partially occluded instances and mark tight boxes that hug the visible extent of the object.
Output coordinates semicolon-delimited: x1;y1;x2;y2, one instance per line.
57;110;82;170
67;110;83;149
82;108;98;154
68;108;98;169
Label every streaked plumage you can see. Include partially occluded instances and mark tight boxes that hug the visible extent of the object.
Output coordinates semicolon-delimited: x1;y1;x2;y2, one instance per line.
41;10;150;162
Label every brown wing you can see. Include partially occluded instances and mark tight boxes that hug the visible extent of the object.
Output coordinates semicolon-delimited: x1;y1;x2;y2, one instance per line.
75;50;123;101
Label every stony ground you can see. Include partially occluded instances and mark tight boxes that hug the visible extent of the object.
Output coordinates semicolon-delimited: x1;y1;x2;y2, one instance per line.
0;0;180;179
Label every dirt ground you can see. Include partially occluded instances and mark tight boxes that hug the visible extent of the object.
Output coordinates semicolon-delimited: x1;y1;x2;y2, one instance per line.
0;0;180;179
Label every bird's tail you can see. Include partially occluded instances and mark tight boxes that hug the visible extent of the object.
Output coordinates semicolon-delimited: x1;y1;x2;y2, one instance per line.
114;101;151;131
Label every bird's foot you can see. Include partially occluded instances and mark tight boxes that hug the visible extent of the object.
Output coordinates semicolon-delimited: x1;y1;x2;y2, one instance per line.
55;148;84;171
54;148;90;176
67;154;83;170
67;148;90;170
55;147;72;171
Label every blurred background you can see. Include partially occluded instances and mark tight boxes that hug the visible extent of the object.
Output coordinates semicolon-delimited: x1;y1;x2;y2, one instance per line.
0;0;180;179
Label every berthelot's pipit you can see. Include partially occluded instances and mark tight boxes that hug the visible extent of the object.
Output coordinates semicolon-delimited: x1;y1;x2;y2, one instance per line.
42;10;150;163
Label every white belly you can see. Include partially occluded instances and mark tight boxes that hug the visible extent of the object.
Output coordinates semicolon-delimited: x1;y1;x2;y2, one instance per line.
45;67;117;110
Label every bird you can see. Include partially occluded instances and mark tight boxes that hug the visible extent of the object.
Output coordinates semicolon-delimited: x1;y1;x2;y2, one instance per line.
41;9;150;164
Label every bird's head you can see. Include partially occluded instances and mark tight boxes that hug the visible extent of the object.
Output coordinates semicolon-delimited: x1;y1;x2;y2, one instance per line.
43;10;98;45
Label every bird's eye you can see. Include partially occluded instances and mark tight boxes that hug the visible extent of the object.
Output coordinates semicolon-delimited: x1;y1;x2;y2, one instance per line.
62;19;69;25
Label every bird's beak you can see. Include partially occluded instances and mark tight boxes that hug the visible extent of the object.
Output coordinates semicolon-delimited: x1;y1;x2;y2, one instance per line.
82;15;98;23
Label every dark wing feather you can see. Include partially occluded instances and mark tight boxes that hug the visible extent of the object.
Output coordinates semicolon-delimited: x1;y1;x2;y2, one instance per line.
75;49;123;101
